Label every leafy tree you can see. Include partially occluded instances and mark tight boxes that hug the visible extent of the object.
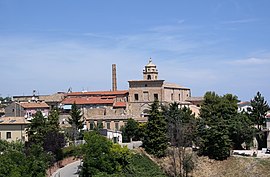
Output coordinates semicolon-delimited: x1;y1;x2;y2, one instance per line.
68;103;84;142
198;91;255;160
27;110;65;162
198;119;232;160
81;131;131;176
248;91;270;130
121;118;139;142
143;100;168;157
0;140;50;177
228;113;255;149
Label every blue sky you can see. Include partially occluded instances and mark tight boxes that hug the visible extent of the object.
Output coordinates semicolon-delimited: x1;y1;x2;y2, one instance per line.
0;0;269;102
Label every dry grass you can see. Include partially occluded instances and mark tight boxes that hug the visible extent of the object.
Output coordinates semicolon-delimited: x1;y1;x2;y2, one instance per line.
135;148;270;177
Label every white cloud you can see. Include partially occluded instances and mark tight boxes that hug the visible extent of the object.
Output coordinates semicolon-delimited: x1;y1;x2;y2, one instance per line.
229;57;270;65
221;18;259;25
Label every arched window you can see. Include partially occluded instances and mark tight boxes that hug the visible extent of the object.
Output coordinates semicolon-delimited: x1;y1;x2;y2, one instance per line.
147;75;151;80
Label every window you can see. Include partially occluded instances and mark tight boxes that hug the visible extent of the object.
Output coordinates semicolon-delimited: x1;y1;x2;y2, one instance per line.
179;94;181;101
134;94;139;101
115;122;119;130
145;84;148;87
6;132;11;139
107;122;111;130
171;93;173;101
154;94;158;100
147;75;151;80
97;121;103;129
90;122;94;130
143;92;149;101
12;109;15;112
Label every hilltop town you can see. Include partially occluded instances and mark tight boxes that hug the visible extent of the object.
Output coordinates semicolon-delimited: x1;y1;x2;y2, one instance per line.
0;59;270;177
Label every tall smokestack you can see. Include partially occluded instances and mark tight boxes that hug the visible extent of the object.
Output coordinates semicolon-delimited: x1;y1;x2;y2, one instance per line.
112;64;117;91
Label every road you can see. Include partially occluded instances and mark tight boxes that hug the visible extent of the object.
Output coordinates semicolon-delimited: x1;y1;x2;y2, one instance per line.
51;160;81;177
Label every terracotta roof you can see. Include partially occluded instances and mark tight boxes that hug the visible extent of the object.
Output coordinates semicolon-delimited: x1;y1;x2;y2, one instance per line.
62;97;114;105
19;102;49;109
237;101;251;106
67;90;128;97
0;117;30;125
113;102;126;108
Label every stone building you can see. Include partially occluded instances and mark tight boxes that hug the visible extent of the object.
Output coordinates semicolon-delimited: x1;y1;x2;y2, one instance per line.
5;101;50;120
0;117;30;142
60;90;129;131
128;59;192;121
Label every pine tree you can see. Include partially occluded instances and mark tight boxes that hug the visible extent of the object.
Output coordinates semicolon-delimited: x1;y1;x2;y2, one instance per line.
143;100;168;157
67;103;84;142
248;92;270;130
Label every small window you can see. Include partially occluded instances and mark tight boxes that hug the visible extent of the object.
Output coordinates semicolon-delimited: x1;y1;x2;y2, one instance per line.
171;93;173;101
147;75;151;80
107;122;111;130
90;122;94;130
97;121;103;129
154;94;158;100
134;94;139;101
143;92;149;101
115;122;119;130
145;84;148;87
6;132;11;139
179;94;181;101
12;109;15;112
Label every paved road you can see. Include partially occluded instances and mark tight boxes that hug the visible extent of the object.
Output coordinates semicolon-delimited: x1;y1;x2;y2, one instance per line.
51;160;81;177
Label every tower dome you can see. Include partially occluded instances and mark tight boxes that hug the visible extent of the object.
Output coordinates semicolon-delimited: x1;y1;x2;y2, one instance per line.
143;58;158;80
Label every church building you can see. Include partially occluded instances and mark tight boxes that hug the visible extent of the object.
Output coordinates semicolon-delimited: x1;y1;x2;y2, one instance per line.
128;59;192;121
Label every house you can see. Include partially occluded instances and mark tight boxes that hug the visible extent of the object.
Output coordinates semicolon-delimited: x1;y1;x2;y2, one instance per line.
99;129;122;143
5;101;50;120
60;90;129;131
0;117;30;142
237;101;252;113
12;92;65;110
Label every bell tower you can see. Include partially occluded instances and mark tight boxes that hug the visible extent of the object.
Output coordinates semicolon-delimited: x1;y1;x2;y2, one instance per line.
143;58;158;80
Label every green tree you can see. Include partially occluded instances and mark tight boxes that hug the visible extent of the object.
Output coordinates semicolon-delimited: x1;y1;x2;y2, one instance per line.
198;92;255;160
248;91;270;130
143;100;168;158
27;111;47;144
46;108;60;132
27;110;65;163
68;103;84;142
121;118;139;142
81;131;131;176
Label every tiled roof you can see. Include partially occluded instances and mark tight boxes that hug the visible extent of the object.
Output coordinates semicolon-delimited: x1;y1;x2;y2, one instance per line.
62;97;114;105
39;93;65;102
0;117;30;125
113;102;126;108
19;102;49;109
237;101;251;106
67;90;128;97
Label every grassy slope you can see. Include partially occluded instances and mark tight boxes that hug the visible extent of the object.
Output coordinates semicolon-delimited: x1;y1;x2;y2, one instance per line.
193;156;270;177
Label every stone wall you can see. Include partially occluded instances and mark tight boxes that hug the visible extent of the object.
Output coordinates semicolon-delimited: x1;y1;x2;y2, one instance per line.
46;156;79;177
